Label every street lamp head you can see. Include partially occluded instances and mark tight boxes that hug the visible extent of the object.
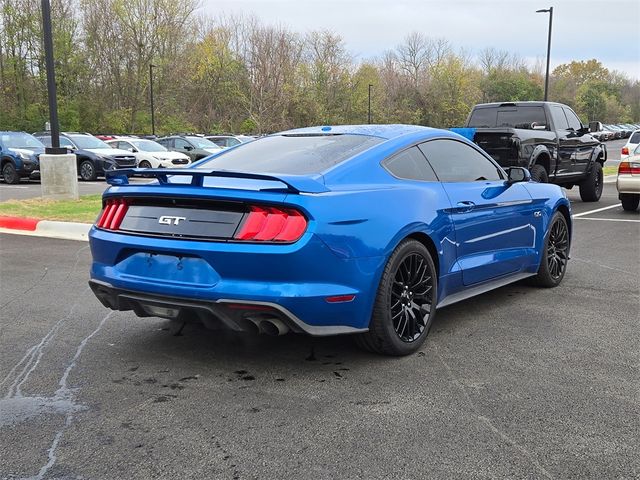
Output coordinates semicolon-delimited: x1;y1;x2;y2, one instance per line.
536;8;551;13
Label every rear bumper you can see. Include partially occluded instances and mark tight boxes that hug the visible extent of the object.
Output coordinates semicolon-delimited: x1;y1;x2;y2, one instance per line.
617;175;640;194
89;227;385;333
89;279;368;336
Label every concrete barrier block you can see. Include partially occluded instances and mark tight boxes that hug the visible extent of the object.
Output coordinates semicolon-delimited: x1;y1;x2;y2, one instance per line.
40;153;79;200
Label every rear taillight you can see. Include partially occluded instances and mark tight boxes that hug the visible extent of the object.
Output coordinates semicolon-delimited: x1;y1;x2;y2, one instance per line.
96;198;129;230
234;206;307;242
621;147;629;156
618;161;640;175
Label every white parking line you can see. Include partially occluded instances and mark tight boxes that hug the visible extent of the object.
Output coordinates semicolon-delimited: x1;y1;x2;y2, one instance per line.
572;203;621;218
1;186;29;189
603;175;617;184
573;217;640;223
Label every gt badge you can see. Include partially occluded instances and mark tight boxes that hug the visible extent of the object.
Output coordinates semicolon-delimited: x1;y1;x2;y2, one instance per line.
158;215;186;225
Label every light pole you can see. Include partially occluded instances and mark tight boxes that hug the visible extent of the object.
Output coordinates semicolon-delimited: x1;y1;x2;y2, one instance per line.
149;63;156;136
368;84;373;124
41;0;64;154
536;6;553;102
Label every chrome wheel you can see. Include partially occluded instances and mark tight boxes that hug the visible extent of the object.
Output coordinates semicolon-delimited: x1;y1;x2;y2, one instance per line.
390;253;433;343
547;218;569;280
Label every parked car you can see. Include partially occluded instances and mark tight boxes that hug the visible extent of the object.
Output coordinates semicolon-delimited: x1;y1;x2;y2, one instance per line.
204;135;255;148
617;143;640;211
88;124;572;356
34;132;137;181
456;101;606;201
106;137;191;168
604;124;623;140
590;122;617;141
0;131;44;184
621;130;640;161
156;135;222;161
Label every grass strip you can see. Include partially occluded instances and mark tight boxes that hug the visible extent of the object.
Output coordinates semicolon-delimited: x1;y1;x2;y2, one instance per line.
0;194;102;223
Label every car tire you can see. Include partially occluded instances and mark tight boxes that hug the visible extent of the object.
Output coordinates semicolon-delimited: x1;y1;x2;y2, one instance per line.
138;160;152;169
579;162;603;202
355;239;437;356
530;211;569;288
530;164;548;183
2;162;20;184
79;160;97;181
620;193;640;211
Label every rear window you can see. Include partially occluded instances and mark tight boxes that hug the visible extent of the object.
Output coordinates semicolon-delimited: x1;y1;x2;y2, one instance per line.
468;106;548;129
197;134;383;174
630;131;640;144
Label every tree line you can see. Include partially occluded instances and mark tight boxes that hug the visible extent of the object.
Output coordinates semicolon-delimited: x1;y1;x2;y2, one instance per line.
1;0;639;135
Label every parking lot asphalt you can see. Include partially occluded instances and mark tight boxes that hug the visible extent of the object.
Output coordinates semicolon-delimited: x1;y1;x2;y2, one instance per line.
0;183;638;479
0;138;629;202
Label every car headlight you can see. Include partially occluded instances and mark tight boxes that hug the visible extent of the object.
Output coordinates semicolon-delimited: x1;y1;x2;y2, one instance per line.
18;152;32;161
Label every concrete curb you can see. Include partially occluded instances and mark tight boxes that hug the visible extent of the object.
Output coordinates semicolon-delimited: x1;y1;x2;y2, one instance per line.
0;216;91;242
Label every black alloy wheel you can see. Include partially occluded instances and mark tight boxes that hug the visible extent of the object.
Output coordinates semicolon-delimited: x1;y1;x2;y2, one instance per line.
530;212;569;288
546;216;569;280
390;253;434;343
356;239;437;355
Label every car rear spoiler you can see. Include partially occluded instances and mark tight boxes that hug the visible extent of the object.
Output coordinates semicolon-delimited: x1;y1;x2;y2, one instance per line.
105;168;330;194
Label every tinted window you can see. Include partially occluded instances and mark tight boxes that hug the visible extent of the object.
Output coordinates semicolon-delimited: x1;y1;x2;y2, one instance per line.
630;131;640;144
174;139;191;149
157;138;172;148
468;106;547;129
419;139;503;182
467;108;497;128
550;106;569;130
563;108;583;130
382;146;437;182
198;134;384;175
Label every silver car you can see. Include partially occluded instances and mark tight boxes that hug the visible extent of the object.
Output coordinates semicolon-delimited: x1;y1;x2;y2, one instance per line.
617;144;640;211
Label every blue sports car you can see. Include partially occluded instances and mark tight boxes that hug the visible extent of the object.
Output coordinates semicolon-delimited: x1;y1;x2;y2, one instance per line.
89;125;571;355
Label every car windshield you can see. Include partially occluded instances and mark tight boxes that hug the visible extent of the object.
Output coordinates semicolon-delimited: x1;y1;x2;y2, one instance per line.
1;132;44;149
186;136;220;149
131;139;168;152
197;134;384;174
69;134;110;149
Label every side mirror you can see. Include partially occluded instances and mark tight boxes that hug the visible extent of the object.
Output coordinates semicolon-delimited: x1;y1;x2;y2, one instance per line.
506;167;530;184
184;145;193;151
589;121;600;132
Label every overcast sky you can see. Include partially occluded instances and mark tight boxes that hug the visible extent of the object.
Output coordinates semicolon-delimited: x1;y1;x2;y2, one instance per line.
201;0;640;79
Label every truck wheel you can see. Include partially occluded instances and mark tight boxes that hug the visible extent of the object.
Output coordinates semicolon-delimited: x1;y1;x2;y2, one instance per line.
579;162;603;202
530;164;548;183
2;162;20;184
620;194;639;211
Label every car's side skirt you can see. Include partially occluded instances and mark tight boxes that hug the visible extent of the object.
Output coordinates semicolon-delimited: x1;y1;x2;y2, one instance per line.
436;271;535;309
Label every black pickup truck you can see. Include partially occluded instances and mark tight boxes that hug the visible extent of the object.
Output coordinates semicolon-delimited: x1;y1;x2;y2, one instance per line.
453;101;606;202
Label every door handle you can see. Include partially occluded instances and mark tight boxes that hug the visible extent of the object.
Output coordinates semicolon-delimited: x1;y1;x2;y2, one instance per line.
456;201;475;212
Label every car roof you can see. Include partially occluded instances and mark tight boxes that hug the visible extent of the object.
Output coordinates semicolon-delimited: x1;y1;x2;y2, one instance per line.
276;124;442;141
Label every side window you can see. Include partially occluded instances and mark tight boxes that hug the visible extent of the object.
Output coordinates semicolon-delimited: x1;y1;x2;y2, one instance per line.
419;139;503;182
382;146;438;182
59;137;74;148
550;106;569;130
563;108;583;131
174;139;190;149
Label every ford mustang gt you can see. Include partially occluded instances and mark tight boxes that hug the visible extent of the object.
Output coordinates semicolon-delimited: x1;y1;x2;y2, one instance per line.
89;125;571;355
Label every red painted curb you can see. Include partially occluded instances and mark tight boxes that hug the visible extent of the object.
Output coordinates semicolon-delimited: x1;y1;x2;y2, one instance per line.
0;216;40;231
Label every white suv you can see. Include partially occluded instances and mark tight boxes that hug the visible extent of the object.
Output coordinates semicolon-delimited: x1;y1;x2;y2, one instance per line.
107;137;191;168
